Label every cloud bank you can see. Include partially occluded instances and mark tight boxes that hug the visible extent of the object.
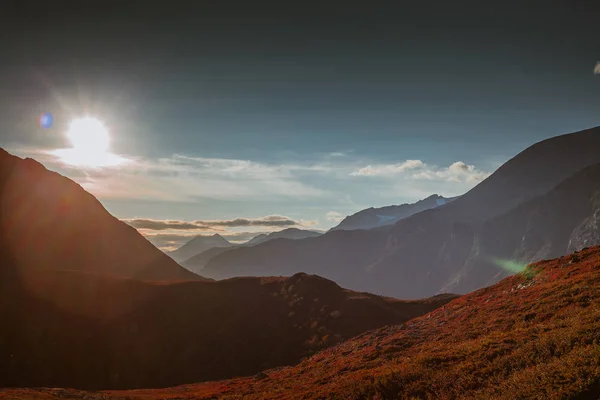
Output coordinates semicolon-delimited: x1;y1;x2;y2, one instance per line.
123;215;301;231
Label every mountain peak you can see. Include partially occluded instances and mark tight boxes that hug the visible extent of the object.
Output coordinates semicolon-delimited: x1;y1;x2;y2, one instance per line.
168;234;232;263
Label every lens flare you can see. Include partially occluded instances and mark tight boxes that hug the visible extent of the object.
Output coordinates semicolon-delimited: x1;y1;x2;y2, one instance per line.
39;113;53;129
491;258;528;274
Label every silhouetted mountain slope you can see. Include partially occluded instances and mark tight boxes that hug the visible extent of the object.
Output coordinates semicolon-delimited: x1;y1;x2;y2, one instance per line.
167;234;231;263
204;127;600;298
0;148;198;281
30;246;600;399
330;194;455;231
0;268;455;390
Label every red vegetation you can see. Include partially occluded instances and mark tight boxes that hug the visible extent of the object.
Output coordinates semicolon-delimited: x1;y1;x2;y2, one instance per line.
5;246;599;399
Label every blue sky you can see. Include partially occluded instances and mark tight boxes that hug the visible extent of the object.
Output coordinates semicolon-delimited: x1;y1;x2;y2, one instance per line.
2;2;599;250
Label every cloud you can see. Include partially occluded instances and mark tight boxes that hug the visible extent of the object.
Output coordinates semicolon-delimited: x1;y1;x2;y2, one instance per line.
350;160;490;183
595;62;600;75
326;211;345;223
203;215;298;227
16;150;332;202
350;160;424;176
411;161;490;183
123;219;213;231
123;215;303;231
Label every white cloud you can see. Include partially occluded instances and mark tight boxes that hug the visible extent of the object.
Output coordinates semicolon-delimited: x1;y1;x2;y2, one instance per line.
326;211;345;223
350;160;424;176
12;149;332;202
350;160;490;183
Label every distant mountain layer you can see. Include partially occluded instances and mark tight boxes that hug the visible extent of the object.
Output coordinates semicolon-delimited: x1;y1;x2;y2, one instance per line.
167;234;231;263
182;246;235;273
183;228;323;276
245;228;323;246
330;194;456;231
0;148;198;282
202;126;600;298
54;246;600;400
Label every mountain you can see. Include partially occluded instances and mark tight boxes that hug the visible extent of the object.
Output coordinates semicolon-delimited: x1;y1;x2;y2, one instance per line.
245;228;323;246
443;161;600;294
31;246;600;399
330;194;456;231
245;233;269;246
0;148;198;282
167;234;232;263
202;127;600;298
182;228;323;274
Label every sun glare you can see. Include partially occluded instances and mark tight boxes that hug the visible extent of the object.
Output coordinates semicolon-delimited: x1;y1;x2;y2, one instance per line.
53;117;128;168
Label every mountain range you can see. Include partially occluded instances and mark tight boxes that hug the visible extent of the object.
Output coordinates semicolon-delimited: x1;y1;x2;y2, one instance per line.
201;126;600;298
330;194;456;231
0;148;452;389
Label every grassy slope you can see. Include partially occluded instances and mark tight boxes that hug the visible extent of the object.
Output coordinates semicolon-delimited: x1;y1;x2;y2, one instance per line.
5;246;599;399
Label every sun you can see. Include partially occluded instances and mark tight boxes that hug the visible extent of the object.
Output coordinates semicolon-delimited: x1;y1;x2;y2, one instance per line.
67;117;110;153
53;117;127;168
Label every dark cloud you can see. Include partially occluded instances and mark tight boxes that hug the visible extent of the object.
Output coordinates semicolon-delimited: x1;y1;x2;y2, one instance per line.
123;219;212;231
123;215;300;231
202;215;297;227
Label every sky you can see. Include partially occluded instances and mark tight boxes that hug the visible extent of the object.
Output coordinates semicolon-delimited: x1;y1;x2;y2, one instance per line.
1;1;599;250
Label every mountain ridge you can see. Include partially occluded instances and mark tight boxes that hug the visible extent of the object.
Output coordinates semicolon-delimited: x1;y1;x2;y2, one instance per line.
330;194;456;231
